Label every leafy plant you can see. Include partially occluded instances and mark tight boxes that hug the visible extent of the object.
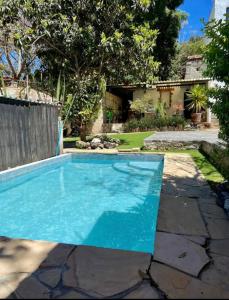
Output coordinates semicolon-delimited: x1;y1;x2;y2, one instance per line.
186;85;208;113
204;19;229;144
123;116;186;132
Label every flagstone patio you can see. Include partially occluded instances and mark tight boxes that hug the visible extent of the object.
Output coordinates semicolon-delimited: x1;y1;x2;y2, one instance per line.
0;153;229;299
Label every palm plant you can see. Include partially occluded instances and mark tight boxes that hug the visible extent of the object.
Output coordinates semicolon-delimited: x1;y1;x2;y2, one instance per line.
187;85;208;113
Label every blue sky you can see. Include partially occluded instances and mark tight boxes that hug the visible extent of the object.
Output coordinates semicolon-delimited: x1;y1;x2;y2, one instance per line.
179;0;213;42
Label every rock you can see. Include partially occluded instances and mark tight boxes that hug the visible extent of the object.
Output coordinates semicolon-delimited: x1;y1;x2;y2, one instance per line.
0;273;28;299
104;142;117;149
150;262;229;299
91;138;101;144
0;239;56;275
182;235;206;246
204;218;229;239
123;281;160;299
209;240;229;257
40;244;75;268
154;232;210;277
57;290;91;299
200;203;228;219
201;254;229;291
157;195;209;237
90;138;103;149
15;277;50;299
63;246;151;298
38;268;62;288
75;141;90;149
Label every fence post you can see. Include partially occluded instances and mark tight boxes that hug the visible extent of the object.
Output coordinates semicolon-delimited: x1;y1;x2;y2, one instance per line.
57;117;64;155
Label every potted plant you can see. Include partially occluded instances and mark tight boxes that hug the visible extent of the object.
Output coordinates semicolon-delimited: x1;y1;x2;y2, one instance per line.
187;85;208;124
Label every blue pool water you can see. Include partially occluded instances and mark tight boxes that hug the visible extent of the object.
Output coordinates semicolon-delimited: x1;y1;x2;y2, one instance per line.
0;154;164;254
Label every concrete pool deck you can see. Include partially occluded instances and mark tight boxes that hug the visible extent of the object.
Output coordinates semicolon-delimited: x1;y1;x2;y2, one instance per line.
0;153;229;299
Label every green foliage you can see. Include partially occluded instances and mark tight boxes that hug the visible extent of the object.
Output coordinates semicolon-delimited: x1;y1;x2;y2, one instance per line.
0;0;162;130
169;36;206;80
130;97;154;113
204;19;229;144
186;85;208;113
155;102;167;118
123;116;186;132
152;0;187;80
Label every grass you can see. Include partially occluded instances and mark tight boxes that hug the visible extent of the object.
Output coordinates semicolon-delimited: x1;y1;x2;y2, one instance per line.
189;150;224;184
110;131;154;150
64;137;79;142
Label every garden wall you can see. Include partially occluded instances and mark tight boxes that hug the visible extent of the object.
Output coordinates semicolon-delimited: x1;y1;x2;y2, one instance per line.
200;141;229;180
0;97;59;171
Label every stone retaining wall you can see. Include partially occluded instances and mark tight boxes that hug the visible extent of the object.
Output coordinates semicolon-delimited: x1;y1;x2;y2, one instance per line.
143;141;200;151
200;141;229;180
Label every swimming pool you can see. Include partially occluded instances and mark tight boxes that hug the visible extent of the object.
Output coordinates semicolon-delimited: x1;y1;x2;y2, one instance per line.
0;154;164;254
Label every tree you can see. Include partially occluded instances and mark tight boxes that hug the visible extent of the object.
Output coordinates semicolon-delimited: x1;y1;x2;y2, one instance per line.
151;0;186;80
169;36;206;80
0;0;160;139
0;13;37;80
204;19;229;144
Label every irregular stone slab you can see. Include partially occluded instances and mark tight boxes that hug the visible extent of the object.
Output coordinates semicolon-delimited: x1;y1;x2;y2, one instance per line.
57;290;91;299
157;195;208;237
40;244;75;268
0;273;28;299
201;254;229;291
205;218;229;239
200;204;228;219
63;246;151;298
209;240;229;257
15;276;50;299
0;239;56;276
150;262;229;299
198;197;218;205
182;235;206;246
38;268;62;288
123;281;160;299
154;232;210;277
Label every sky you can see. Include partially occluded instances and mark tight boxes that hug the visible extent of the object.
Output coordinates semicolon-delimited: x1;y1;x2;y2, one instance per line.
178;0;213;42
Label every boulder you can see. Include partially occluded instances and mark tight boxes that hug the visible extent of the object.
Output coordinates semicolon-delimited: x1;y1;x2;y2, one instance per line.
90;138;102;149
76;141;90;149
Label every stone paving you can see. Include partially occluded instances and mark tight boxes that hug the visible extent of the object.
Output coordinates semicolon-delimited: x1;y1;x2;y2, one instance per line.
144;129;222;145
0;153;229;299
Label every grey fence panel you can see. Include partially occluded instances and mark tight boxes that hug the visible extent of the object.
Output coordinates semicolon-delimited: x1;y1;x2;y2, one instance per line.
0;97;59;171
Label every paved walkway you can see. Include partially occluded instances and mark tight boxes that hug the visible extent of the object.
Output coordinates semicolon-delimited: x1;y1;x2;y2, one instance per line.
144;129;222;145
0;154;229;299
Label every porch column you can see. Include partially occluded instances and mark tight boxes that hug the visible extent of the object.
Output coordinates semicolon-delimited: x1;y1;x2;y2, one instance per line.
206;108;212;123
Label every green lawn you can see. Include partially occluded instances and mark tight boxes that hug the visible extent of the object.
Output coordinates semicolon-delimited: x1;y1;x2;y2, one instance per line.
64;137;79;142
189;150;224;183
110;131;154;150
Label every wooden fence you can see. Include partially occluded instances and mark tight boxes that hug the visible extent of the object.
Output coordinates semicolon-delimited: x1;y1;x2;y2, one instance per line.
0;97;59;171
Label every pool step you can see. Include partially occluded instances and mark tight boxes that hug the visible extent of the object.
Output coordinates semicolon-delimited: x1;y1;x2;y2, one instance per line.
112;162;158;177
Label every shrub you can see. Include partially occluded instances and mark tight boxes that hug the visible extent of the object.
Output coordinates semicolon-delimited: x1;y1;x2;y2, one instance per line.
123;116;186;132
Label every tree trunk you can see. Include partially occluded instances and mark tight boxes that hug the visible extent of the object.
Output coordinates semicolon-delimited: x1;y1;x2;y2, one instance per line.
80;124;87;141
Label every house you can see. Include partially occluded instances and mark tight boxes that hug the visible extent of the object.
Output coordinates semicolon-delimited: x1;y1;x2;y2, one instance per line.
91;0;229;134
91;57;212;134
